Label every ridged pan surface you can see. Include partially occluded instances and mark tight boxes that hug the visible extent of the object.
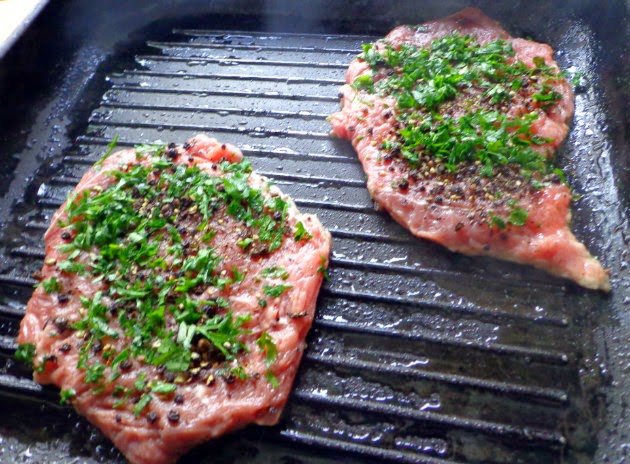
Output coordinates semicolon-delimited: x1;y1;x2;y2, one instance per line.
0;21;628;464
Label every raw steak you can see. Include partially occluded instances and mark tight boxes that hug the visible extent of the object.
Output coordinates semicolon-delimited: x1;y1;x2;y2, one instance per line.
329;7;610;291
17;135;332;463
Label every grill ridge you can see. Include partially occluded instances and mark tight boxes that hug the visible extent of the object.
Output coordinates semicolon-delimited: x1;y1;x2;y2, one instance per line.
108;84;340;102
136;54;350;69
147;39;362;55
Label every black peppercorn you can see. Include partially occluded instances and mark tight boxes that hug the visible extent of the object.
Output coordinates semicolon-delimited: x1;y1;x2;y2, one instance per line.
120;360;132;371
167;410;180;423
59;343;72;353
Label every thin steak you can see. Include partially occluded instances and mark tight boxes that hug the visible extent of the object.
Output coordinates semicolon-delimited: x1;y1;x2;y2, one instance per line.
329;7;609;291
18;135;332;463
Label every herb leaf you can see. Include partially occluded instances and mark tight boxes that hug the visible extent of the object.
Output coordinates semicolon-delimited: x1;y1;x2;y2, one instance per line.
134;393;152;417
40;277;62;293
265;370;279;388
59;388;76;405
261;266;289;280
150;382;177;394
293;221;312;241
15;343;36;367
508;207;529;226
256;331;278;366
263;284;292;298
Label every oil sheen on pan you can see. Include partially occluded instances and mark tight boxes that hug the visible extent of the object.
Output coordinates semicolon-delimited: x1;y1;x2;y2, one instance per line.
16;135;332;464
329;7;610;291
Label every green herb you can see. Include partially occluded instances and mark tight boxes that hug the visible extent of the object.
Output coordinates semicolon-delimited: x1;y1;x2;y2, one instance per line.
134;393;152;417
231;267;246;283
195;312;251;361
201;229;217;243
56;260;86;275
134;372;147;391
355;35;564;169
110;349;130;370
263;284;292;297
134;142;166;157
256;331;278;366
489;213;507;230
150;381;177;394
112;386;133;409
570;71;584;87
508;207;529;226
261;266;289;280
231;366;249;380
59;388;76;405
293;221;312;241
237;238;253;249
84;362;106;384
552;168;566;183
14;343;36;367
95;134;119;167
258;299;267;308
40;276;62;293
351;74;375;92
317;256;330;280
152;338;190;373
395;110;550;175
265;370;279;388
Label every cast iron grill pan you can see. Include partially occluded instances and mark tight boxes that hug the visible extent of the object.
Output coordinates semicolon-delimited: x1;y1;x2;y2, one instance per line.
0;24;626;464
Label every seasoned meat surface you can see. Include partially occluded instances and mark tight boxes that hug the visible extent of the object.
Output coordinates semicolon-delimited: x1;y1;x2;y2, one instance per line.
18;135;332;464
329;7;609;291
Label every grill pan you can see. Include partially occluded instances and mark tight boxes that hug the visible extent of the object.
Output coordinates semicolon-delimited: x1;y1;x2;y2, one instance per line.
0;1;629;463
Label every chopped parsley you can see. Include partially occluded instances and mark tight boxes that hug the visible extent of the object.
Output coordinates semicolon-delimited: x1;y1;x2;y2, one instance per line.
150;381;177;394
256;331;278;366
317;256;330;280
293;221;312;241
39;276;62;293
84;362;106;384
265;370;279;388
59;388;76;405
257;332;279;388
95;134;119;168
508;207;529;226
263;284;292;298
14;343;36;368
261;266;289;280
134;393;152;417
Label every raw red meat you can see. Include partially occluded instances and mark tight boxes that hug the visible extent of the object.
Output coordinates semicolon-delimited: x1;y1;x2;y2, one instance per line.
18;135;332;463
329;7;609;291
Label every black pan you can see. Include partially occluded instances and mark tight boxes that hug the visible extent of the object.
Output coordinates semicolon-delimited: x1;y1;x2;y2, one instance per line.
0;1;628;463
